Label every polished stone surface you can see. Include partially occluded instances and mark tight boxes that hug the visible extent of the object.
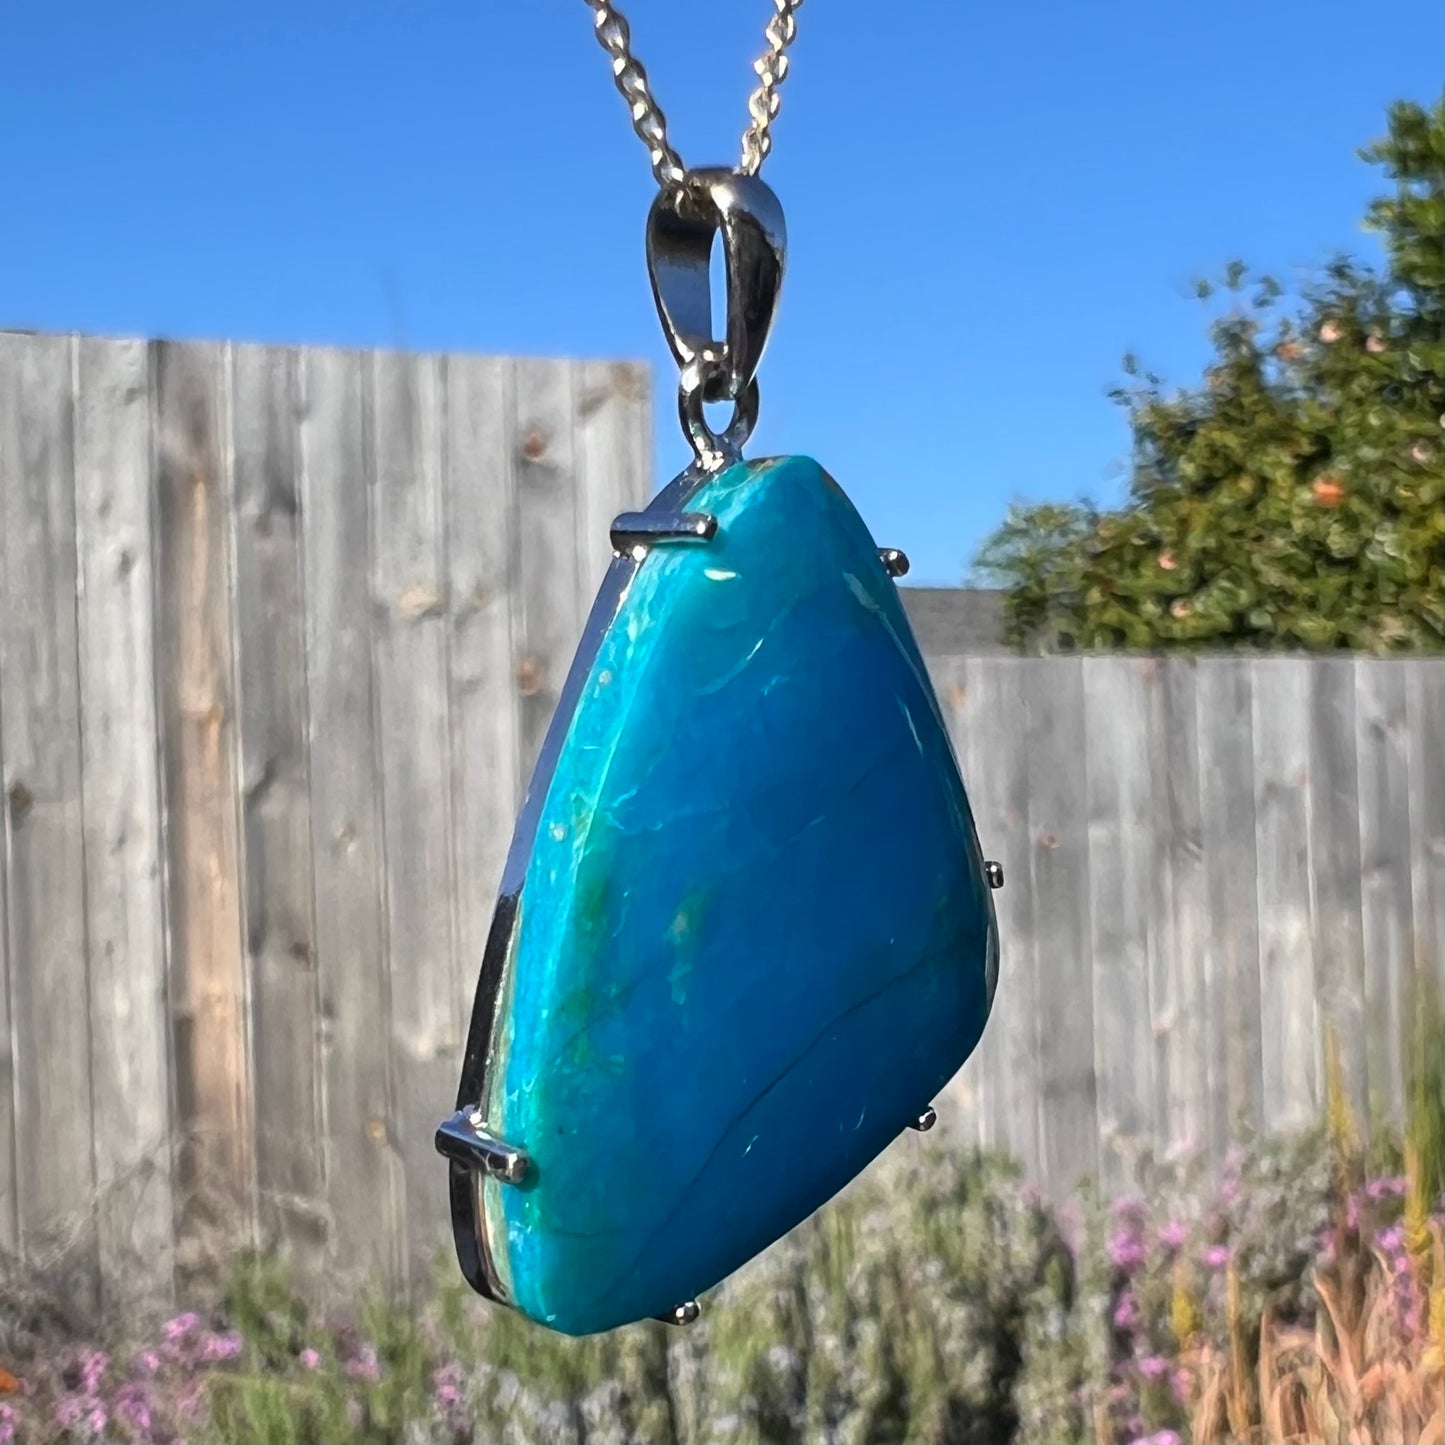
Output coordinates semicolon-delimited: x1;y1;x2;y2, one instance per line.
480;455;997;1335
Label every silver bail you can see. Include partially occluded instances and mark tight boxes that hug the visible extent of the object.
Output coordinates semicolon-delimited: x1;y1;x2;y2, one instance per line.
645;168;786;466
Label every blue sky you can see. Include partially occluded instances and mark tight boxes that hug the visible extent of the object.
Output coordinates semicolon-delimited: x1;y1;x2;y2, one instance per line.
3;2;1440;583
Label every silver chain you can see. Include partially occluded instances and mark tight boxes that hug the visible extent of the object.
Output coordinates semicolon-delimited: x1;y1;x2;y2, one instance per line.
583;0;804;191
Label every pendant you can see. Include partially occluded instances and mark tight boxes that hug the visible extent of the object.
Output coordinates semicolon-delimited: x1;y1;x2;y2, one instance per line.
439;170;1000;1336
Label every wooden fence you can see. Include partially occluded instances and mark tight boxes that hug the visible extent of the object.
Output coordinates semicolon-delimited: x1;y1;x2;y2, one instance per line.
0;331;1441;1320
934;651;1444;1192
0;332;649;1317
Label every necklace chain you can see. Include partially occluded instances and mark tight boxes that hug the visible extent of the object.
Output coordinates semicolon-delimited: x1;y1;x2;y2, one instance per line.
583;0;804;190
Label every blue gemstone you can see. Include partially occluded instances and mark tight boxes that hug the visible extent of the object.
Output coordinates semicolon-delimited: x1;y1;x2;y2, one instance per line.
478;455;997;1334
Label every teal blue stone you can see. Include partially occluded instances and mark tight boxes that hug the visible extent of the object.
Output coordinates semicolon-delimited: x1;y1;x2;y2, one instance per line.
480;455;997;1335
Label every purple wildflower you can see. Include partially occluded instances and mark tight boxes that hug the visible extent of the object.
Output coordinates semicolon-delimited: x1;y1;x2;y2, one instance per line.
54;1396;87;1429
1346;1192;1362;1230
136;1348;162;1376
1170;1368;1192;1403
87;1403;108;1435
1138;1354;1168;1381
0;1403;17;1445
116;1384;154;1436
1113;1291;1140;1330
1112;1195;1147;1222
164;1311;200;1343
1203;1244;1230;1271
1377;1225;1406;1257
1157;1219;1188;1251
1109;1229;1148;1270
344;1343;381;1382
1151;1432;1182;1445
80;1350;108;1394
200;1330;243;1363
299;1348;322;1371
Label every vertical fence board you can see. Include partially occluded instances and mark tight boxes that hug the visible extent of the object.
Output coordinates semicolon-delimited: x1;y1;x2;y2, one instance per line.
1354;660;1413;1125
73;336;175;1312
298;347;403;1287
574;360;650;597
953;657;1039;1171
444;357;520;1039
1308;659;1368;1131
153;339;254;1267
1084;657;1157;1192
512;359;582;782
370;350;458;1286
1410;664;1445;994
0;332;97;1307
1407;661;1445;1007
1252;659;1318;1135
1022;656;1098;1193
934;656;988;1146
1196;660;1262;1152
0;700;11;1256
230;344;323;1278
1152;658;1211;1165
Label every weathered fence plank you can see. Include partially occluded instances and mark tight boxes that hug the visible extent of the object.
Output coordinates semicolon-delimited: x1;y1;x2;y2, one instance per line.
951;657;1040;1172
444;356;522;1041
153;339;255;1270
1196;659;1262;1152
0;706;12;1257
298;346;403;1287
1084;657;1158;1191
73;335;175;1314
1022;656;1098;1193
1354;660;1413;1124
1252;659;1319;1136
574;360;650;596
370;350;459;1286
0;331;98;1311
935;656;991;1147
1152;657;1211;1164
1407;660;1445;1005
1308;659;1368;1127
512;359;583;780
231;344;324;1279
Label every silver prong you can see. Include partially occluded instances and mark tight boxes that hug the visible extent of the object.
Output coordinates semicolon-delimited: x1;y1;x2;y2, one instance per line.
435;1108;529;1185
909;1106;938;1133
985;861;1004;890
611;511;717;557
655;1300;700;1327
879;547;909;578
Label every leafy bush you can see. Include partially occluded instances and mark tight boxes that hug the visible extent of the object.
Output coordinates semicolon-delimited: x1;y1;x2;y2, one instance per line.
974;98;1445;653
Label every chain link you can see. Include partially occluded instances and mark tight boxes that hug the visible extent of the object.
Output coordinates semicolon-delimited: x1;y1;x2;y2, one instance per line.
583;0;803;190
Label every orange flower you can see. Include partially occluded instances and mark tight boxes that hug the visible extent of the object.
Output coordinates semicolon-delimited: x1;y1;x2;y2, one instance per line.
0;1366;18;1394
1158;551;1178;571
1276;340;1303;362
1411;441;1432;465
1319;320;1343;344
1313;476;1346;508
1365;334;1386;354
1170;599;1193;619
